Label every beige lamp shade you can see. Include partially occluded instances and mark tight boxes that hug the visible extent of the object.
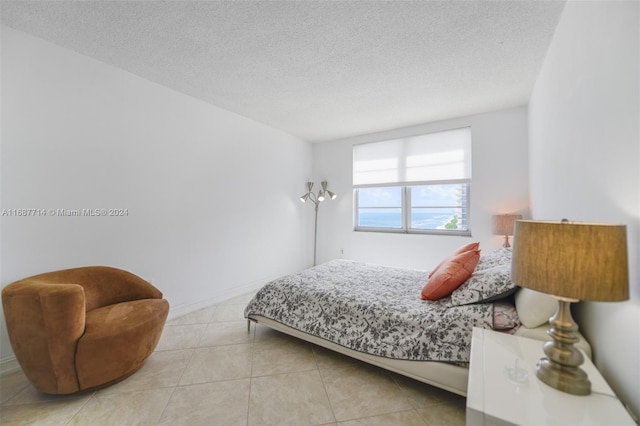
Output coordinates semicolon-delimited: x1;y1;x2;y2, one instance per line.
511;220;629;302
492;214;522;236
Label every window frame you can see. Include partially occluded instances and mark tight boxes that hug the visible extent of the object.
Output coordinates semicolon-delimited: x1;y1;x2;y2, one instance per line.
353;184;405;232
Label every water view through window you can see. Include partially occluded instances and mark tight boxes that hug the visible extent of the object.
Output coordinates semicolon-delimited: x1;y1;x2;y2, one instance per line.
357;184;468;231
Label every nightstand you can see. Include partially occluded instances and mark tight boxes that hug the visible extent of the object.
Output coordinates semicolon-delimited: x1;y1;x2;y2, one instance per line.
466;327;635;425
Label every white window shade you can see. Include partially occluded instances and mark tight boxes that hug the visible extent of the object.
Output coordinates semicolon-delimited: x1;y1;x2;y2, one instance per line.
353;127;471;186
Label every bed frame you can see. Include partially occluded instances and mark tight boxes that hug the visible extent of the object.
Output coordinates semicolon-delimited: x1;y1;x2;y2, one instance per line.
247;315;592;397
249;315;471;396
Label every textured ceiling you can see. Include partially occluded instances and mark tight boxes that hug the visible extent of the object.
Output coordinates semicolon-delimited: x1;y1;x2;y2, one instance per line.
1;1;566;142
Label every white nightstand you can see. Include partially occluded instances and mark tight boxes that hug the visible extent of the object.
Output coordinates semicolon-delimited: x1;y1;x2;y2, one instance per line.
466;327;635;426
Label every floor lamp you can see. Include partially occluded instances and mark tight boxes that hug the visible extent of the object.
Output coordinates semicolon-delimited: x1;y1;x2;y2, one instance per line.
300;181;336;266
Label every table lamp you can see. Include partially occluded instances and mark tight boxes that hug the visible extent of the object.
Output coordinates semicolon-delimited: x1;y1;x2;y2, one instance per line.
492;214;522;247
511;219;629;395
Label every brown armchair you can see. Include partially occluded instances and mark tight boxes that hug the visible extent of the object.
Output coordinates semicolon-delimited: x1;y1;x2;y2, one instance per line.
2;266;169;394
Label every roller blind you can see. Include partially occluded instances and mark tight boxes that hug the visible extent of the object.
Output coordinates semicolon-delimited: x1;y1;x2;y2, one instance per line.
353;127;472;186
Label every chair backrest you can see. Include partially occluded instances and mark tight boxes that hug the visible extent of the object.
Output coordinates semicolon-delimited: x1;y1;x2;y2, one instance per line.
18;266;163;311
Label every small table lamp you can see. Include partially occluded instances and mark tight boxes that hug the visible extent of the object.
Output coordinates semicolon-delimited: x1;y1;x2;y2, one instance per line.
511;219;629;395
492;214;522;247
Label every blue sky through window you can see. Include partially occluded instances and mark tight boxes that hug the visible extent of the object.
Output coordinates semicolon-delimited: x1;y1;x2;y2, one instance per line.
411;185;459;207
358;187;401;207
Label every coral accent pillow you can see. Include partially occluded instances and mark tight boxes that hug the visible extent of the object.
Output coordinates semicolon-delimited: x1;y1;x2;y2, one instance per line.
421;249;480;300
428;242;480;278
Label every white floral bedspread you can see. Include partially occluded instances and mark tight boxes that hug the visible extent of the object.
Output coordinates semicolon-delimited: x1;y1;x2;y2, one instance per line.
244;259;494;362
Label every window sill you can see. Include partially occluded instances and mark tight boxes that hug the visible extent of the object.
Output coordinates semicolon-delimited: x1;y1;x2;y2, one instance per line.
354;227;472;237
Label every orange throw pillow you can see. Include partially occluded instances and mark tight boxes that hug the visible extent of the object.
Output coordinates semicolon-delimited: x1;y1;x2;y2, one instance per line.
428;242;480;278
421;249;480;300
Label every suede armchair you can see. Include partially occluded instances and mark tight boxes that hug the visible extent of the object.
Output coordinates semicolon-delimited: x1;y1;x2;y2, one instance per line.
2;266;169;394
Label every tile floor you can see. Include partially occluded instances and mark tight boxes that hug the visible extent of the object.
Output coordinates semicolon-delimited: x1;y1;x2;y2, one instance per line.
0;292;466;425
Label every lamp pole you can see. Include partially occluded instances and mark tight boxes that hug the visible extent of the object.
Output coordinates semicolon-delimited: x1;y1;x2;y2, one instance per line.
313;201;319;266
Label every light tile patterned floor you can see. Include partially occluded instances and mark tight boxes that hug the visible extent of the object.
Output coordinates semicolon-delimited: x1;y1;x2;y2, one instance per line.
0;292;466;425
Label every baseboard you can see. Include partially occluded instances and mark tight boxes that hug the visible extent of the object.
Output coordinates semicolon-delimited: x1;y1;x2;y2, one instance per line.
168;297;221;320
167;281;263;320
0;356;20;376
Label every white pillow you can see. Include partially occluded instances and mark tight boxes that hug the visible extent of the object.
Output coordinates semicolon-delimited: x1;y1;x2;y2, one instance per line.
515;288;558;328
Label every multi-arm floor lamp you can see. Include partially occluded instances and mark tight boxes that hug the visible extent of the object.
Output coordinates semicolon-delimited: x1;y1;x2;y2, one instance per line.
300;181;336;266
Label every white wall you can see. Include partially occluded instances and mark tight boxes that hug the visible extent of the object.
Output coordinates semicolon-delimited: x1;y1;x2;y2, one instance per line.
313;106;529;270
529;1;639;418
0;27;313;363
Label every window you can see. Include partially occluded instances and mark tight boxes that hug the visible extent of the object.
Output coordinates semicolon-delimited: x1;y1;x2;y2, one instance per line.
353;127;471;235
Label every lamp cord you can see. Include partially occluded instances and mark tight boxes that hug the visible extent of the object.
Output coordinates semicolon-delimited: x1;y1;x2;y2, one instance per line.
589;392;639;424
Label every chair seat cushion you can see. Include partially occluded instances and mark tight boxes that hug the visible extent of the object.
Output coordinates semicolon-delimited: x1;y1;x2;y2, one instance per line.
75;298;169;390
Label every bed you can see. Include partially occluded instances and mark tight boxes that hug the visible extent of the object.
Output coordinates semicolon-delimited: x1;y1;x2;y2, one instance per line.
244;247;591;396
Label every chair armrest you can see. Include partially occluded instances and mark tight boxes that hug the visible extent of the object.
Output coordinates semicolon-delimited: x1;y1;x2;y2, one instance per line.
2;281;85;394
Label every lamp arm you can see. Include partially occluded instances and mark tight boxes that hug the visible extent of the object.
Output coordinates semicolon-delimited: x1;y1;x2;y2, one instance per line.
307;192;319;206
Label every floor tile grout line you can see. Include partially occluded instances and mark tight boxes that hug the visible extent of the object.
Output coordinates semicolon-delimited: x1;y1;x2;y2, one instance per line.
381;369;430;421
0;392;88;411
154;382;178;425
172;340;199;390
0;379;31;406
63;390;97;426
415;405;430;425
342;408;427;425
206;304;218;324
313;347;343;425
247;321;256;426
389;371;423;411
